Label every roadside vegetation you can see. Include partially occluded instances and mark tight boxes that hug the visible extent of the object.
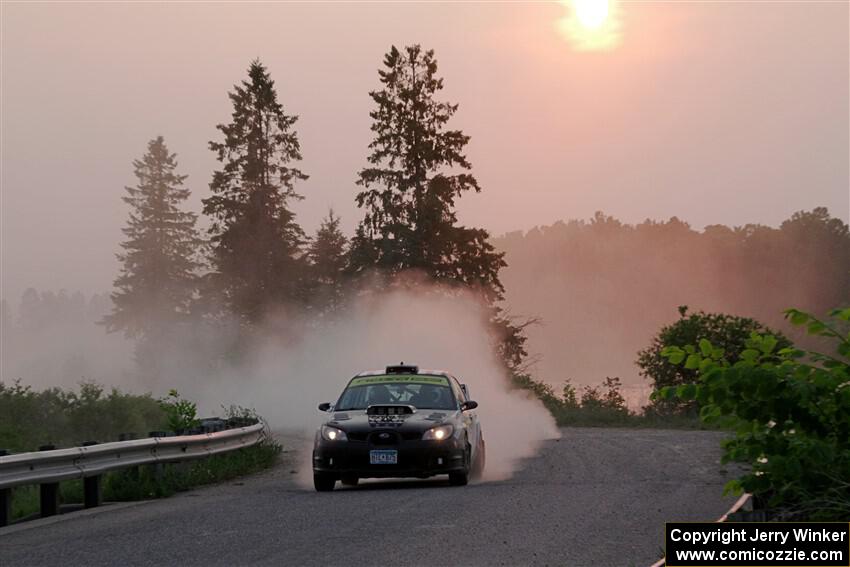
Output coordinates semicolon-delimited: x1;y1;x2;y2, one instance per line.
10;441;280;522
512;306;793;429
657;307;850;521
512;373;713;429
0;381;165;453
515;303;849;520
0;383;281;522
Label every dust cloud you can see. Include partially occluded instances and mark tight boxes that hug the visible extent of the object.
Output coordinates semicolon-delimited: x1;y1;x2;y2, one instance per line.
1;286;560;483
195;287;561;483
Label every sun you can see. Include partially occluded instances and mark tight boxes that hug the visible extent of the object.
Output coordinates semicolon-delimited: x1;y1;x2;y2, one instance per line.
573;0;610;30
558;0;621;51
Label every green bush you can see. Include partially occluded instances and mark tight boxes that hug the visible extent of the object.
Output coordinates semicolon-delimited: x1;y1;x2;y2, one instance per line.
510;373;699;428
2;384;282;522
0;381;166;452
657;307;850;520
158;389;200;434
638;306;791;416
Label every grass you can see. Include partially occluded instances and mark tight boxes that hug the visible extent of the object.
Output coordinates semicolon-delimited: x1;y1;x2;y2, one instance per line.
10;439;282;522
511;373;723;430
550;406;714;429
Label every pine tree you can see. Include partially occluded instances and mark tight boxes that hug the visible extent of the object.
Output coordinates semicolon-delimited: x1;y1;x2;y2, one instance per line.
351;45;525;369
104;136;201;338
307;210;348;312
351;44;505;302
203;59;309;324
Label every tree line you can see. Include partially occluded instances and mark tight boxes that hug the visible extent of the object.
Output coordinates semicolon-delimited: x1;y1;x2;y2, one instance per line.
102;46;526;375
493;208;849;394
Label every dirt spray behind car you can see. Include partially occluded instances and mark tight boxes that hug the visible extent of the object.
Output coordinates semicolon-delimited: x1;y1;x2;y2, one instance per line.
190;285;561;485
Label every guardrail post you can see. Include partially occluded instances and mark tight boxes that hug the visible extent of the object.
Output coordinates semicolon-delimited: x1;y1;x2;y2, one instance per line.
0;449;10;527
0;487;11;527
38;444;60;518
148;431;166;483
81;441;102;508
83;476;102;508
40;483;60;518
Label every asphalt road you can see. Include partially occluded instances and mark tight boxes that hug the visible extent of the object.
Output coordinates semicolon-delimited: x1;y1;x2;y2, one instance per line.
0;428;739;567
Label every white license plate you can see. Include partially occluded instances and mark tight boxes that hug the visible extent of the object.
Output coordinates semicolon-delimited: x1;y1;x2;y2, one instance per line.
370;450;398;465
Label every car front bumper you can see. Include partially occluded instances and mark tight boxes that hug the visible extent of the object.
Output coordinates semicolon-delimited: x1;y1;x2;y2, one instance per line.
312;438;466;478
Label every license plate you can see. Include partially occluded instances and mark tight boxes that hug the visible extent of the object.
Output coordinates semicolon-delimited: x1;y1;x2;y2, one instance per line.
370;450;398;465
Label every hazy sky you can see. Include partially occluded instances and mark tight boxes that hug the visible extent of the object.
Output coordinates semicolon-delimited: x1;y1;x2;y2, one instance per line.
2;1;848;302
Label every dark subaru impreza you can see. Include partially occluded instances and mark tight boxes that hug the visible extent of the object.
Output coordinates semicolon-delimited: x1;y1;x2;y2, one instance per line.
312;364;485;491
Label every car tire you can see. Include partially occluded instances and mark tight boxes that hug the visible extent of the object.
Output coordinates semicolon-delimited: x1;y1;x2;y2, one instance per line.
471;438;486;480
449;444;471;486
340;475;359;487
449;470;468;486
314;472;336;492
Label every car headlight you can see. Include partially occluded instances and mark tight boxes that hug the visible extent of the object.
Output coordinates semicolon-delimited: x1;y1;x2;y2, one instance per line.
422;424;454;441
321;425;348;442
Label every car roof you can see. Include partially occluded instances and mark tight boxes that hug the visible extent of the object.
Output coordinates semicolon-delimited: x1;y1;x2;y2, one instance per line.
354;368;456;380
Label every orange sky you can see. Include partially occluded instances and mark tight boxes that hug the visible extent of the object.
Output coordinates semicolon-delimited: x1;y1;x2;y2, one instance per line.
1;1;848;301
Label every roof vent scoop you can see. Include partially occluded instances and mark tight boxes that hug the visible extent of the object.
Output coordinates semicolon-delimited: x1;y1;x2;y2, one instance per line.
367;404;415;416
386;363;418;374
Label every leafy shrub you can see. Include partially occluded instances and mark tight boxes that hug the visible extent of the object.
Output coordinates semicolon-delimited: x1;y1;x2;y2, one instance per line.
580;377;628;413
511;373;659;427
657;307;850;520
638;306;791;416
0;381;165;452
158;389;200;433
510;373;571;417
221;403;264;428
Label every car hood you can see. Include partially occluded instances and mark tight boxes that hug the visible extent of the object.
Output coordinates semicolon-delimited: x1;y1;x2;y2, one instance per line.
325;408;458;433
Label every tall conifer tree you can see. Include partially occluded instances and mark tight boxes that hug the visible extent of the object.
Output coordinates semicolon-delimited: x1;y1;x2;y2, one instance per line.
307;210;348;313
203;60;308;324
351;45;527;368
104;136;201;338
351;45;504;298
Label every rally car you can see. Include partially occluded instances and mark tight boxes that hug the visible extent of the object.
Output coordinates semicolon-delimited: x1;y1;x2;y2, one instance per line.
312;364;485;491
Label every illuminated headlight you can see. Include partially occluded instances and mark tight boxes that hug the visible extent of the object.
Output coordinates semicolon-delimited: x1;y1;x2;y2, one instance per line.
321;425;348;442
422;424;454;441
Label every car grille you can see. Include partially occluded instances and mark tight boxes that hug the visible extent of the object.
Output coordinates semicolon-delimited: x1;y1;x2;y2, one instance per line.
347;430;422;443
368;430;401;445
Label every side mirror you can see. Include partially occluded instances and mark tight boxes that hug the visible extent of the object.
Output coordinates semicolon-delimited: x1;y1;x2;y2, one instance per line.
461;400;478;411
318;402;332;412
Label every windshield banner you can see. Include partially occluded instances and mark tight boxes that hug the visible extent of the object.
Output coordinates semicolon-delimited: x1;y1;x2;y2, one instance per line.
349;375;450;387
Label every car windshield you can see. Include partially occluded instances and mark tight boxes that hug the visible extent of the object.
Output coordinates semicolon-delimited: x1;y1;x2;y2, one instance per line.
335;375;457;411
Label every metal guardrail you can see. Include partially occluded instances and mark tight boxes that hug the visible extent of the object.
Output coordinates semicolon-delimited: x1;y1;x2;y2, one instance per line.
648;493;753;567
0;423;265;527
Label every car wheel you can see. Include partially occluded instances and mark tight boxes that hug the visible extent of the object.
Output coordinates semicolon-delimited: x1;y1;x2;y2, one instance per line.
314;472;336;492
449;444;471;486
471;438;486;480
449;469;469;486
340;475;359;487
